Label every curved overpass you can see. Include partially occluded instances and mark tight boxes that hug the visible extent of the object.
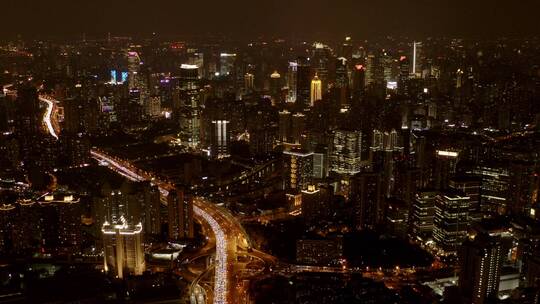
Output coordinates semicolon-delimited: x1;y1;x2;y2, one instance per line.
90;149;247;304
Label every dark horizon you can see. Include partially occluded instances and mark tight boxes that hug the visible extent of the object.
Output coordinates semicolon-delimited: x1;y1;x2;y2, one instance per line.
3;0;540;40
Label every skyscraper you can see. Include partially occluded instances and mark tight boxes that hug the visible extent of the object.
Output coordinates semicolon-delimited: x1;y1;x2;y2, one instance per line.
283;149;313;191
287;61;298;103
270;71;282;104
412;41;423;78
102;216;145;279
210;119;231;158
330;129;363;175
459;234;503;304
127;51;141;91
310;74;322;106
219;53;236;76
178;64;202;148
296;57;311;109
410;190;438;243
244;73;255;92
351;172;384;230
433;190;471;255
167;188;194;240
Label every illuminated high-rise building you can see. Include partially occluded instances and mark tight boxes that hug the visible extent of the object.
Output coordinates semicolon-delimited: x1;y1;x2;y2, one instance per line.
210;119;231;158
434;150;460;190
296;57;311;109
433;190;471;255
351;64;366;98
310;75;322;106
470;164;510;215
127;51;141;90
148;96;162;118
370;129;404;197
178;64;202;148
335;57;349;107
270;71;282;104
459;234;503;304
330;129;363;175
244;73;255;91
397;56;410;95
412;41;423;78
283;149;313;191
167;188;194;240
365;53;384;86
219;53;236;76
102;217;145;279
287;61;298;103
409;190;438;243
278;110;292;144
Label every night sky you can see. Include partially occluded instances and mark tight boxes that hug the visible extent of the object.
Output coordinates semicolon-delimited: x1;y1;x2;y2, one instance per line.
2;0;540;39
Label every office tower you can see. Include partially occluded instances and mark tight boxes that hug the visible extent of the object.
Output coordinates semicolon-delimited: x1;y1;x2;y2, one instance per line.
386;198;409;239
365;52;384;87
412;41;422;78
102;217;146;279
310;74;322;106
433;190;471;255
449;176;482;213
291;112;306;145
283;149;314;191
210;119;231;158
244;73;255;92
382;51;396;85
330;129;363;175
167;188;194;240
397;56;410;96
187;50;204;78
471;164;510;215
55;196;83;256
335;57;349;107
312;43;329;90
145;95;161;118
178;64;202;148
341;36;353;60
370;129;404;197
63;97;99;135
434;150;460;190
287;61;298;103
95;182;133;227
459;234;503;304
296;57;311;109
127;51;141;90
219;53;236;76
312;147;328;179
136;181;162;237
351;172;384;230
410;190;438;243
351;64;366;98
301;184;334;221
278;110;292;143
270;71;282;103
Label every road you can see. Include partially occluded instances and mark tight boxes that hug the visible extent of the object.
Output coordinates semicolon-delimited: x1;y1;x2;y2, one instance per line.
38;95;60;139
90;149;253;304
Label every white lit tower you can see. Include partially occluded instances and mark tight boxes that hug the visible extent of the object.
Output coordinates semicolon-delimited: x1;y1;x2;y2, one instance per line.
127;51;141;91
